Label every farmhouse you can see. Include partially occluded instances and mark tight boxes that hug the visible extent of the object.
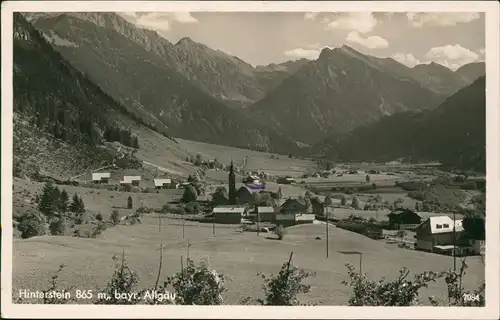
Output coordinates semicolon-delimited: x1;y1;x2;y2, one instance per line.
387;209;423;230
254;206;276;222
212;206;246;224
280;198;311;214
415;216;464;254
236;185;258;205
92;172;110;184
120;176;141;186
154;178;177;190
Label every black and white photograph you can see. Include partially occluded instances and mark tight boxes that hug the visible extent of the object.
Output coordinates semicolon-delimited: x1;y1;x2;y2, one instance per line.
1;1;499;319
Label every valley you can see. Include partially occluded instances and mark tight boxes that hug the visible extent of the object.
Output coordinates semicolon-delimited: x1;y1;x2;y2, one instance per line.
9;11;487;307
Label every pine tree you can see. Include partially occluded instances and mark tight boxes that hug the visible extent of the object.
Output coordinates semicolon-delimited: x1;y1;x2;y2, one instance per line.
341;196;347;207
38;181;56;217
59;189;69;213
70;193;85;214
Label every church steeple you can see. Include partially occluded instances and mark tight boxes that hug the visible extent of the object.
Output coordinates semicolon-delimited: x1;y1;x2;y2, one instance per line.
228;159;236;205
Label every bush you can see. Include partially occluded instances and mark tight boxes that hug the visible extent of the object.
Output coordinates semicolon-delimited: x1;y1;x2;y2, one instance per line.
166;258;227;305
18;212;46;239
136;206;153;214
342;264;440;306
95;252;142;305
49;217;68;236
245;253;315;305
91;221;108;238
96;213;103;221
275;224;286;240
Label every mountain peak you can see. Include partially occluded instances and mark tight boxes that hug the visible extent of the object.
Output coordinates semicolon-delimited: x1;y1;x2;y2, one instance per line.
175;37;195;46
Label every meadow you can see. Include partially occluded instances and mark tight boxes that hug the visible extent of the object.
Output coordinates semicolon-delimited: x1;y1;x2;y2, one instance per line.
12;216;484;305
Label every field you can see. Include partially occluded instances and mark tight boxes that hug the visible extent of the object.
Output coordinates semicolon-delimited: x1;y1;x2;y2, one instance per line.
12;216;484;305
11;130;484;306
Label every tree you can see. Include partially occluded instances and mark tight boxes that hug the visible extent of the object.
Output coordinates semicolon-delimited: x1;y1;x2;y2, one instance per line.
59;189;69;214
351;197;361;210
194;154;202;166
462;214;485;241
275;224;286;240
211;186;228;205
341;196;347;207
18;212;46;239
365;175;370;183
127;196;133;209
96;213;103;221
38;181;57;217
111;210;120;225
324;196;333;206
304;190;313;199
182;185;198;203
277;188;283;200
69;193;85;214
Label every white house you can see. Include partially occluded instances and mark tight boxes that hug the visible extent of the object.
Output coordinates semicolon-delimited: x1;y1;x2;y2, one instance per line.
120;175;142;186
92;172;111;183
154;178;175;189
415;216;464;253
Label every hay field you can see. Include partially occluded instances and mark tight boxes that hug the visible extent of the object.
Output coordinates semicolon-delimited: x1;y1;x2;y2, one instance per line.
12;218;484;305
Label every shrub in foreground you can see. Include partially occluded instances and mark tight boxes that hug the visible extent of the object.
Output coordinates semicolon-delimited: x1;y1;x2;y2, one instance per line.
244;252;316;306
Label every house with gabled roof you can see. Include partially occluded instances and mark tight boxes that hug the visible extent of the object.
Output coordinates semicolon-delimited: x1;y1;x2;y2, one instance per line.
120;175;141;186
92;172;111;184
212;206;246;224
387;208;423;230
415;216;464;253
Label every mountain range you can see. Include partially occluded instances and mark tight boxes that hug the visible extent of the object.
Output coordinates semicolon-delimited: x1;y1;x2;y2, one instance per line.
315;76;486;172
16;12;486;171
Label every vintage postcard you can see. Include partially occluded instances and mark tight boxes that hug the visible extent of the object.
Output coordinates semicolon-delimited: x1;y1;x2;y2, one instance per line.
1;1;499;319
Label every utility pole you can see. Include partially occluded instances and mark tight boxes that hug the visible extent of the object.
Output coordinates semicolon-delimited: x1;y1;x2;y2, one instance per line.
326;211;329;259
359;252;363;275
257;209;261;236
212;213;216;236
187;240;191;260
182;215;185;239
453;211;456;271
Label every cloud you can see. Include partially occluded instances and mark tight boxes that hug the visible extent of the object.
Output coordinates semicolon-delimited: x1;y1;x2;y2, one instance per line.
284;45;336;60
326;12;378;34
391;52;421;67
424;44;479;70
118;12;198;32
346;31;389;49
304;12;318;20
406;12;480;28
284;48;321;60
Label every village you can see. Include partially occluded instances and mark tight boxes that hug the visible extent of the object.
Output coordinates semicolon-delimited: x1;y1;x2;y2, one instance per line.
75;155;485;259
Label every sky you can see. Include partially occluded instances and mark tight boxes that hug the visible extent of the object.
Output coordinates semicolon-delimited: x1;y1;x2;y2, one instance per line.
118;12;485;70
